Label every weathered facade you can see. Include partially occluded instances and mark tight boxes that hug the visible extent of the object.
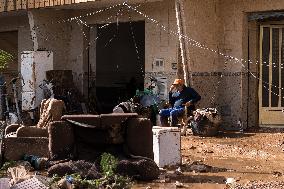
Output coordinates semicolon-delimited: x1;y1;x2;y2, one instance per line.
1;0;284;128
183;0;284;128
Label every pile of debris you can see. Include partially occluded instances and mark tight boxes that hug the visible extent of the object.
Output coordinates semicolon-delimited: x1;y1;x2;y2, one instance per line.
0;152;160;189
191;108;221;137
234;181;284;189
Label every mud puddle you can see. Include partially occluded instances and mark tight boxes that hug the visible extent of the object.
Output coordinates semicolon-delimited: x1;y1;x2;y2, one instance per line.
134;129;284;188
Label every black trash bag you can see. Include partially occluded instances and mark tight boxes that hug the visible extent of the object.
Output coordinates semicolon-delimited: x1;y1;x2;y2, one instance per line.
48;160;101;179
116;158;159;181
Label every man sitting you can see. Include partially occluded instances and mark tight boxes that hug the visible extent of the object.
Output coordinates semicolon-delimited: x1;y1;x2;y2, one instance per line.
159;79;201;127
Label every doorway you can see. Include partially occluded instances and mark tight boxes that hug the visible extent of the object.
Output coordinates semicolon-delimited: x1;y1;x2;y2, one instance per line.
259;25;284;125
0;31;18;95
94;21;145;113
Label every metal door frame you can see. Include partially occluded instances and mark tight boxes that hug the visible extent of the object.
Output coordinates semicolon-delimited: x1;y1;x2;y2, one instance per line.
259;25;284;126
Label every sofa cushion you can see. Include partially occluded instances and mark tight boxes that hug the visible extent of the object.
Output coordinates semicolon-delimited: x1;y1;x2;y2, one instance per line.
48;121;74;160
100;113;138;129
3;137;49;160
100;113;138;144
125;118;154;159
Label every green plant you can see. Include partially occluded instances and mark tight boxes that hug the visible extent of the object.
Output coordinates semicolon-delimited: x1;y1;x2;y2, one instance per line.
0;160;16;171
49;153;133;189
48;174;61;187
0;49;13;70
100;152;118;177
99;153;132;189
0;160;17;177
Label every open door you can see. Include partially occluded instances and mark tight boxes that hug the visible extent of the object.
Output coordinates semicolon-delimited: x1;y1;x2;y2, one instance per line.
259;25;284;126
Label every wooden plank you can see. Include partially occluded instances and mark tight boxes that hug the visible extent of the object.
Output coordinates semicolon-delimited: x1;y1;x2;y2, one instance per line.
269;27;272;107
279;28;282;107
259;26;263;125
175;0;190;86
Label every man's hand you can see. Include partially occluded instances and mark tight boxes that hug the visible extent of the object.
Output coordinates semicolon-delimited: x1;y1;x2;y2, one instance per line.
184;101;192;107
170;85;176;92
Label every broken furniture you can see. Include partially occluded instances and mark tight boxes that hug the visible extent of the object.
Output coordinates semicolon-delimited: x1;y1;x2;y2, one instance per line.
3;98;65;160
60;113;154;161
3;111;154;162
152;126;181;167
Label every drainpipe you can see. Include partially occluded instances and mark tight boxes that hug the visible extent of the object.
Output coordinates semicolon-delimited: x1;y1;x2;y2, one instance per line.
175;0;190;86
28;11;39;51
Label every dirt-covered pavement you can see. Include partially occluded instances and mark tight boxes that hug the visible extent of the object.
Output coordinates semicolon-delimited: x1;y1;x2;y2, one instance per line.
134;128;284;189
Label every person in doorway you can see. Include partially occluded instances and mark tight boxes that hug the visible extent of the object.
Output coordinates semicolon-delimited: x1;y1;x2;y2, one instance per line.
159;79;201;127
126;77;138;99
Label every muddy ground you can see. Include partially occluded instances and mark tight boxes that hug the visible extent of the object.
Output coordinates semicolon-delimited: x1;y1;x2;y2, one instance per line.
134;128;284;189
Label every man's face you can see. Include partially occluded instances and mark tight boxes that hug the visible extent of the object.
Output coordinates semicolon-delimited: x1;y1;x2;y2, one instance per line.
177;84;183;91
173;84;183;91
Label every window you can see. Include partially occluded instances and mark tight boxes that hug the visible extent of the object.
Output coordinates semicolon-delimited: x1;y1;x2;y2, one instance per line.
153;58;164;71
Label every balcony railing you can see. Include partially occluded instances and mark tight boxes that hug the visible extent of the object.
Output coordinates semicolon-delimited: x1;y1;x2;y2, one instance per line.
0;0;98;12
0;0;162;13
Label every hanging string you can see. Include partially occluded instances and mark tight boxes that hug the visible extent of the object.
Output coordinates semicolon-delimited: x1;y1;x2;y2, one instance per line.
123;2;284;100
11;1;284;101
52;2;284;101
32;2;125;34
127;9;143;75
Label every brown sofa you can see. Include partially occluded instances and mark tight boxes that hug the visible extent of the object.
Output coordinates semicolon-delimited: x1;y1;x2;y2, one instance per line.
3;113;154;161
61;113;154;160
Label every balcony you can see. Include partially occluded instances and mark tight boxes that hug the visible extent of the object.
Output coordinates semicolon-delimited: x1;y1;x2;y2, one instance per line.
0;0;162;13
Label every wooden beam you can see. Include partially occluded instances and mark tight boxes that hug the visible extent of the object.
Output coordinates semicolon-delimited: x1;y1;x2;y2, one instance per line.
175;0;190;86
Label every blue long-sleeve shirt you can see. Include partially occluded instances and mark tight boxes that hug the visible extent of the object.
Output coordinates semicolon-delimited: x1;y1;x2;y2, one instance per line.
169;85;201;108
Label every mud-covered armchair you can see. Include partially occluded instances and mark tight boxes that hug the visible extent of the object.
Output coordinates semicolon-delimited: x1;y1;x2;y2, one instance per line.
5;98;64;137
3;98;65;160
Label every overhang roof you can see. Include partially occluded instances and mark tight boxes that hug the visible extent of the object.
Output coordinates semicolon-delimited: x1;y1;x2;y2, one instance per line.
248;11;284;21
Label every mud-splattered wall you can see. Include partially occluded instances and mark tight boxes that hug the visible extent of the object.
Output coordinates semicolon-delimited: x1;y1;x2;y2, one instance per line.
182;0;284;128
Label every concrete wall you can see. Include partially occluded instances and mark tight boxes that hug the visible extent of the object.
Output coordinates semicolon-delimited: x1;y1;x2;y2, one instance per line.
181;0;284;128
24;9;86;93
219;0;284;128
